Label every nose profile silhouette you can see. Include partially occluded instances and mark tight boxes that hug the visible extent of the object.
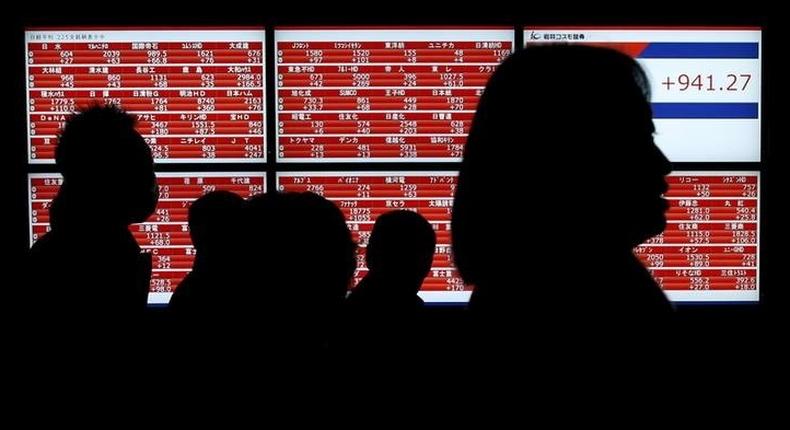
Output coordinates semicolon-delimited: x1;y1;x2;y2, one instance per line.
451;45;674;343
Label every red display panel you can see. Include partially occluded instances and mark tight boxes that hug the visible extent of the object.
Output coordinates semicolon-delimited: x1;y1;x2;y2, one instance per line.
274;28;514;162
26;29;266;163
278;171;759;303
28;172;266;304
637;172;759;302
277;172;463;303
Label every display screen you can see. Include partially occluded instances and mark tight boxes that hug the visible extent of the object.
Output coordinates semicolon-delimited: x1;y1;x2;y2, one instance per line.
275;28;514;162
277;171;760;303
24;27;763;305
524;27;761;162
26;28;266;163
29;172;265;304
638;172;759;302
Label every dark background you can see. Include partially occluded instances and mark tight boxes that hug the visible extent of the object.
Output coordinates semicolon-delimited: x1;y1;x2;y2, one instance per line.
4;2;781;335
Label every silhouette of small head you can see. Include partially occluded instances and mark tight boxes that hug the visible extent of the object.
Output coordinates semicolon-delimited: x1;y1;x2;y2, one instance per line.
55;104;157;224
188;190;245;258
366;210;436;288
452;44;671;286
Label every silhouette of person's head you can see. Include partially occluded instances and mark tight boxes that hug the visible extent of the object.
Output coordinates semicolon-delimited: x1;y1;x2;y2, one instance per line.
452;45;671;303
167;190;245;327
365;210;436;293
188;190;245;267
53;104;157;226
244;191;357;346
338;210;436;353
26;105;157;329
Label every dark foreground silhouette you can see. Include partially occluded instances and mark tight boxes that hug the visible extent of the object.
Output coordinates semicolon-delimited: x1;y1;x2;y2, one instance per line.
27;105;157;334
341;210;437;352
451;45;674;350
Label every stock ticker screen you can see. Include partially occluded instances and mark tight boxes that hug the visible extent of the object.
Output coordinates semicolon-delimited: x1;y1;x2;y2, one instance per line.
25;27;762;304
29;172;266;304
26;28;266;163
525;27;761;162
